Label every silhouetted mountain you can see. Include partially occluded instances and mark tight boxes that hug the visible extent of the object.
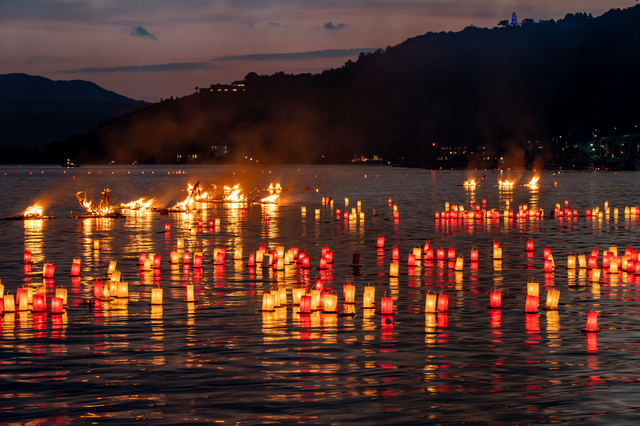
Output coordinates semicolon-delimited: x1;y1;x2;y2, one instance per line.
21;6;640;165
0;74;148;149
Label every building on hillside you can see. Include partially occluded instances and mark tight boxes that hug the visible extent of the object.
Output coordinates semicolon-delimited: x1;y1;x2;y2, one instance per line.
199;81;247;94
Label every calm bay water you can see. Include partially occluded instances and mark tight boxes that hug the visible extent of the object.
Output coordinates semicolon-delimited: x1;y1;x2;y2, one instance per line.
1;165;640;425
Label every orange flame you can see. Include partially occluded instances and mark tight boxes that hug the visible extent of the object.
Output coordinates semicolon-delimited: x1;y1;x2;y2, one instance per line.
23;204;44;218
260;183;282;204
223;184;246;202
120;197;156;210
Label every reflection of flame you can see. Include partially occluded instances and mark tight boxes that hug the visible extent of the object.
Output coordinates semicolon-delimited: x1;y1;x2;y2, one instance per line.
23;204;44;218
120;197;156;210
463;179;476;189
260;183;282;204
224;184;246;202
526;177;539;187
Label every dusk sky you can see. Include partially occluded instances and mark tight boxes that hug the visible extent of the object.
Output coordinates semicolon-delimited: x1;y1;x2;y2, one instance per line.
0;1;630;102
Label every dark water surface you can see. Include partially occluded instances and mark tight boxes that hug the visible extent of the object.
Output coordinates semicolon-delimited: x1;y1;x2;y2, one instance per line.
1;165;640;425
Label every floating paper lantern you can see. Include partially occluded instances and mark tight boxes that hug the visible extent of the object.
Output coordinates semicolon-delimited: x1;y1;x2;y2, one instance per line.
94;280;103;299
23;250;32;263
609;260;619;274
364;284;375;307
17;288;29;311
193;253;203;268
635;262;640;275
182;252;191;265
493;247;502;260
389;262;399;277
314;278;324;292
578;253;587;268
489;290;502;308
164;222;171;232
301;256;310;269
93;240;100;250
292;288;306;305
381;294;393;314
33;294;46;312
424;291;437;313
567;254;576;269
545;288;560;310
258;243;266;253
454;255;464;271
362;291;374;309
584;311;599;332
152;254;161;269
299;295;311;313
247;251;256;267
543;247;552;259
524;295;539;313
493;240;500;249
437;293;449;312
544;259;554;272
360;212;365;221
407;253;416;267
285;250;295;265
55;287;67;305
392;246;400;261
425;248;434;260
276;258;284;271
447;247;456;260
270;290;281;308
116;281;128;298
436;248;445;260
150;287;163;305
310;290;320;310
43;263;55;278
591;268;601;282
214;251;225;266
106;260;117;275
70;260;81;277
170;250;180;264
526;239;534;252
138;253;146;265
609;246;618;257
301;206;306;216
344;283;355;303
470;247;479;262
0;282;3;298
319;257;328;270
376;236;385;249
323;292;338;312
325;250;334;264
336;209;341;220
277;288;287;306
412;247;422;262
51;297;63;314
3;293;15;313
527;281;539;297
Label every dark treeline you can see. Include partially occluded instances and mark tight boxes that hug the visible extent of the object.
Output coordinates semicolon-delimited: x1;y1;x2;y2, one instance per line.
11;6;640;166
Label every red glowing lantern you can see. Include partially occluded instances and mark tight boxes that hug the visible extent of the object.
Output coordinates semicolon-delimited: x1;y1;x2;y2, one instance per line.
314;278;324;292
591;248;599;258
435;211;440;219
248;251;255;266
489;291;502;308
393;211;399;219
392;246;399;261
301;257;310;269
70;262;80;277
602;254;611;268
635;262;640;275
524;295;539;313
193;254;203;268
544;259;554;272
436;248;445;260
259;243;266;253
319;257;327;270
153;254;161;269
470;247;479;262
264;214;269;222
543;247;552;259
32;294;46;312
23;250;32;264
526;239;534;252
44;263;55;278
584;311;599;332
407;253;415;267
51;297;63;314
93;280;103;298
214;252;225;265
139;253;146;265
164;222;171;232
299;295;311;313
493;240;500;249
209;220;215;227
325;250;334;263
183;252;191;264
423;241;431;252
425;248;434;260
380;295;393;314
437;293;449;312
447;247;455;260
588;256;598;269
376;236;385;249
335;209;341;220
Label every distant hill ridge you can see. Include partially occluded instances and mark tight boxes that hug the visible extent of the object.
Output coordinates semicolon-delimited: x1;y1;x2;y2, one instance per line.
0;73;146;104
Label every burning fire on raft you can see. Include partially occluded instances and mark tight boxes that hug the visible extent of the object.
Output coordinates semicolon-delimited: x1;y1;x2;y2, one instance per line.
168;182;200;212
259;183;283;204
525;177;540;187
463;179;477;189
223;184;247;203
74;188;123;218
498;179;515;189
1;203;56;220
120;197;156;211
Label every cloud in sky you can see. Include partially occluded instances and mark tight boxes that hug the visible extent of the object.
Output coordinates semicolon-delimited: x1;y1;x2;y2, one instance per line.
63;62;213;73
130;26;157;40
211;48;376;61
324;22;346;30
269;22;286;28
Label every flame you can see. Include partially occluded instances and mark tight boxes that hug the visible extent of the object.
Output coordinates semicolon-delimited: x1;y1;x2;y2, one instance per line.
170;182;200;211
463;179;476;188
76;189;116;216
223;184;246;202
120;197;156;210
498;179;515;188
23;204;44;218
260;183;282;204
526;177;540;186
